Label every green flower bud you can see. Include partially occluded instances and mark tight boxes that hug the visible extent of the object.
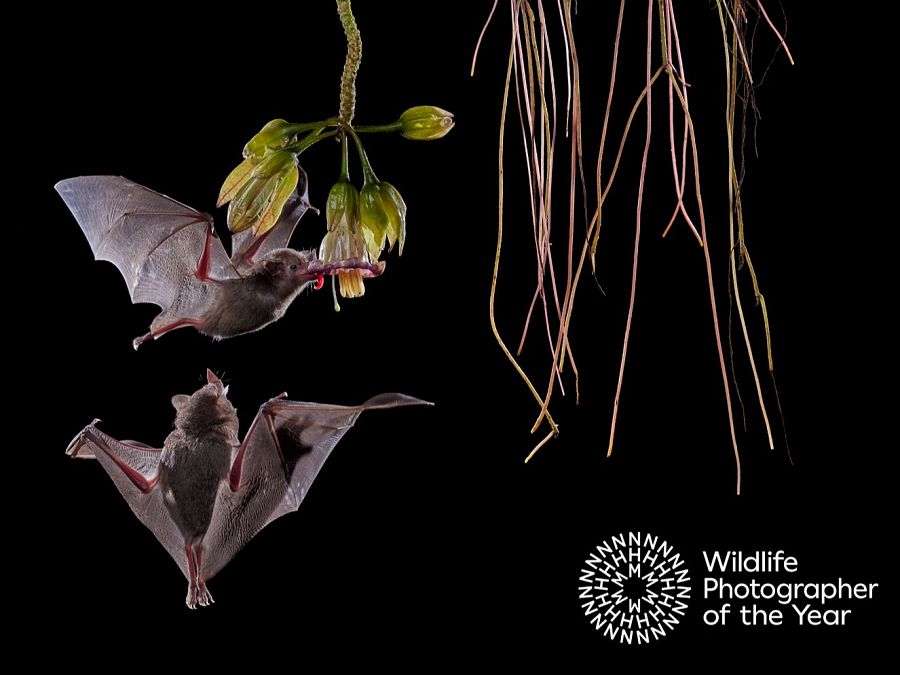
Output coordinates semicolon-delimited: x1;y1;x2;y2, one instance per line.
250;148;296;179
218;148;298;209
253;164;298;236
398;105;455;141
226;151;299;235
326;180;360;233
359;180;407;257
218;156;255;207
243;119;302;159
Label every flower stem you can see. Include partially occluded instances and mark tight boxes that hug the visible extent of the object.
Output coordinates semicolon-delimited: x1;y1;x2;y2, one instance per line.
286;128;338;155
346;127;377;183
337;0;362;125
339;133;350;182
284;118;340;135
354;122;403;134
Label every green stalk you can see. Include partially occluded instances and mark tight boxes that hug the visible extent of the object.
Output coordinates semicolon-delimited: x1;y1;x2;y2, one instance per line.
284;118;341;135
354;122;403;134
347;127;377;183
339;133;350;182
286;128;339;155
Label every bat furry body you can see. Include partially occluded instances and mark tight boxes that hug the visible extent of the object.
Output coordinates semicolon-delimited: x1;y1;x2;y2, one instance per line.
55;175;384;348
67;370;429;608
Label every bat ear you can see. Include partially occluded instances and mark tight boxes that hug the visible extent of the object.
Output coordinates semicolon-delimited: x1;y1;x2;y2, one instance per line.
206;369;225;396
262;259;282;273
171;394;190;410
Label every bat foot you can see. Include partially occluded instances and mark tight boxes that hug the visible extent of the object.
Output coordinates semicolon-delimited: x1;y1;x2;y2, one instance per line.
132;332;153;350
198;582;214;607
185;581;214;609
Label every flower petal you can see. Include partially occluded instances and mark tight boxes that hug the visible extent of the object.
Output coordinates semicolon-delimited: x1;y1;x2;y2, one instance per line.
253;164;299;237
218;156;256;207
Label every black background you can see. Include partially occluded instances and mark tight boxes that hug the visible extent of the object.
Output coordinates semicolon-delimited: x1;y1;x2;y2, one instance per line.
25;1;892;661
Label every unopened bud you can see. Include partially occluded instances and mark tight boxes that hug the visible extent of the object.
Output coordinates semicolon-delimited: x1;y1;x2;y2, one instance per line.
359;181;407;257
244;119;300;159
250;148;296;179
398;106;455;141
326;180;360;233
227;153;299;235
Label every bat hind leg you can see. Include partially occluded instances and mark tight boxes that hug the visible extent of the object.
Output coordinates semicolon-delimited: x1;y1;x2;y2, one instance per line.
184;541;214;609
134;318;204;350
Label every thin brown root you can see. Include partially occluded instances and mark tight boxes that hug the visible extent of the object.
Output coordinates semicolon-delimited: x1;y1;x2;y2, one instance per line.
530;0;586;431
670;48;742;495
492;35;559;435
524;428;557;463
591;0;625;268
607;0;654;458
600;68;665;207
727;268;749;431
718;0;754;85
770;371;793;465
532;52;664;436
756;0;795;65
731;258;775;448
718;3;775;450
743;250;775;372
471;0;500;76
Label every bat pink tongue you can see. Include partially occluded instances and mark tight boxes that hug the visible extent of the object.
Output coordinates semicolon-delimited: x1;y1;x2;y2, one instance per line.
314;274;324;290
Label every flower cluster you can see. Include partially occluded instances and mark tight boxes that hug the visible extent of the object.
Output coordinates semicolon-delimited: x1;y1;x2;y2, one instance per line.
218;106;453;300
217;120;328;236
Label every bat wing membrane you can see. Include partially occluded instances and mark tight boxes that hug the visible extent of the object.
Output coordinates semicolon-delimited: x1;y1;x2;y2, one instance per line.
55;176;237;311
66;422;190;578
201;393;429;579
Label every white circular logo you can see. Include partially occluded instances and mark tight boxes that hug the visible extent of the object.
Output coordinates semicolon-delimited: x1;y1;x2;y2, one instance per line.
579;532;691;644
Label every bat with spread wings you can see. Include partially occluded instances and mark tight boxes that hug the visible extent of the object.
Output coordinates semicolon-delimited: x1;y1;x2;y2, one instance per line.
55;175;384;349
67;370;430;608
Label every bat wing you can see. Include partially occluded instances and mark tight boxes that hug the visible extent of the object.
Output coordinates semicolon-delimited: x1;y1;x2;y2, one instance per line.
66;422;190;579
202;393;431;579
229;166;313;270
55;176;237;312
